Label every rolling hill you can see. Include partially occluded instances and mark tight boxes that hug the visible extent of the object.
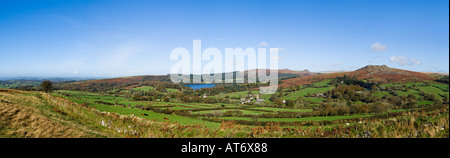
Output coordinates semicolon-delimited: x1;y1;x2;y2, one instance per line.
280;65;442;87
59;65;446;91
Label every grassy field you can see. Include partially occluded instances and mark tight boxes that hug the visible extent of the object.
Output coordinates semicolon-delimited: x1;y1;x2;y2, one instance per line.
193;109;270;115
1;90;118;137
37;78;447;138
166;88;179;93
87;102;221;128
313;79;331;87
218;114;373;122
372;91;390;98
52;90;377;130
372;82;448;104
418;86;449;100
383;82;426;88
132;86;154;91
431;83;449;91
397;89;421;98
0;81;42;89
418;100;434;105
249;107;313;113
217;90;259;98
52;92;222;128
1;84;448;138
281;87;334;100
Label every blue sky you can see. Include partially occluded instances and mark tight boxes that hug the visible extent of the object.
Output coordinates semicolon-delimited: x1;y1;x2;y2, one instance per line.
0;0;448;77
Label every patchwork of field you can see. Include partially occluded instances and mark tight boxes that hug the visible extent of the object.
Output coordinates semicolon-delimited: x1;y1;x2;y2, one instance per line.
0;81;42;89
216;90;259;98
30;78;443;137
107;86;179;93
53;90;222;128
51;79;450;130
1;76;448;138
0;90;113;138
418;86;448;100
371;82;449;105
249;107;313;113
51;89;410;130
132;86;154;91
281;87;335;101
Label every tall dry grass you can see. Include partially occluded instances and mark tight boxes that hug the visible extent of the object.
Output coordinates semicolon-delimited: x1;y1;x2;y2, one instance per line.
0;90;91;138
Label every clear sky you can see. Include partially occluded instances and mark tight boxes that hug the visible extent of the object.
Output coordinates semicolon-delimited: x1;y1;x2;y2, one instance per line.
0;0;448;77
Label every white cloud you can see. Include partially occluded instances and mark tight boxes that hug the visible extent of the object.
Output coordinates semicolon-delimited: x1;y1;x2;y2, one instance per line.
371;42;387;51
333;62;342;67
389;56;422;66
411;59;422;65
73;70;80;75
389;56;409;65
257;41;269;47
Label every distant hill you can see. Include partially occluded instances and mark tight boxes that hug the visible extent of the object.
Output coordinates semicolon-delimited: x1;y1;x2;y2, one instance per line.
62;75;171;91
243;68;316;80
0;77;104;89
280;65;440;87
62;68;317;91
420;72;449;76
61;65;445;91
0;77;103;81
317;70;351;74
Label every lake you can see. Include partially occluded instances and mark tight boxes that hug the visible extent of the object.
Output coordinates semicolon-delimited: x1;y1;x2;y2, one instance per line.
186;84;216;90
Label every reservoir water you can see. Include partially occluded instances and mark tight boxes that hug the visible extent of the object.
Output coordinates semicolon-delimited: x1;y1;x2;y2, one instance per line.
186;84;216;90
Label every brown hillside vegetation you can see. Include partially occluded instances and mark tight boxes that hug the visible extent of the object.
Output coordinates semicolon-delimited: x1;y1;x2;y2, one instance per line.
0;89;92;138
63;75;170;91
281;65;438;87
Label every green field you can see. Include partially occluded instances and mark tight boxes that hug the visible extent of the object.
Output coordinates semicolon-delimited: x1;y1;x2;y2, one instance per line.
397;89;421;98
193;109;270;115
218;114;373;122
249;107;313;113
0;81;42;89
418;86;448;100
50;76;449;135
217;90;259;98
52;92;222;128
2;87;447;138
418;100;434;105
51;90;380;129
383;82;426;88
431;83;449;91
313;79;331;87
132;86;154;91
166;88;179;93
281;87;334;100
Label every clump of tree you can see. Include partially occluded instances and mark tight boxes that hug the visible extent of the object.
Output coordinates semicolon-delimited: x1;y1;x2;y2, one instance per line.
316;101;392;117
325;85;366;101
435;75;449;84
285;100;295;107
330;74;377;89
41;80;53;93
